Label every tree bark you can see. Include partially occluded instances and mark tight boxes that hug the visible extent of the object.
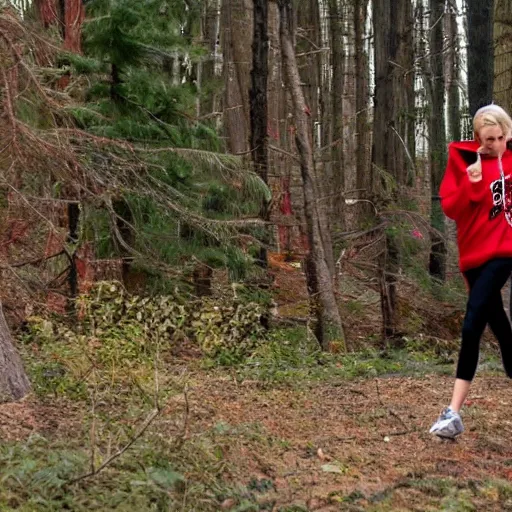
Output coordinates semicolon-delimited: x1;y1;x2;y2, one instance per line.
446;0;461;142
372;0;414;339
201;0;222;118
494;0;512;113
221;0;252;154
466;0;494;115
354;0;371;202
444;0;461;281
0;303;30;402
328;0;346;234
428;0;447;281
372;0;414;187
279;0;345;351
250;0;270;267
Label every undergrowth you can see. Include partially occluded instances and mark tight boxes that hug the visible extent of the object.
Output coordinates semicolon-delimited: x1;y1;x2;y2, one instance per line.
0;422;284;511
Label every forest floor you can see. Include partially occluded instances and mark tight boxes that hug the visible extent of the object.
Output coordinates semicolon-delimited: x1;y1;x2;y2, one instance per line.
1;264;512;511
1;359;512;511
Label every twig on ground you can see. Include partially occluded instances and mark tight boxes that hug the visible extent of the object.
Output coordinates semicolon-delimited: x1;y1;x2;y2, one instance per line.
375;379;412;433
67;407;160;485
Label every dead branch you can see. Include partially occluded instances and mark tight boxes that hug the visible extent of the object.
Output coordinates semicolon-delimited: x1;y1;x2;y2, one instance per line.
66;407;160;485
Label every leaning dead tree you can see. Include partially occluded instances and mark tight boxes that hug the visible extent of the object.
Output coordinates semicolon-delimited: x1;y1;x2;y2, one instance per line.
278;0;345;351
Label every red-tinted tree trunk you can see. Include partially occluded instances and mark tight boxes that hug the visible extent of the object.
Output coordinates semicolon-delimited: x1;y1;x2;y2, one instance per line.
63;0;85;53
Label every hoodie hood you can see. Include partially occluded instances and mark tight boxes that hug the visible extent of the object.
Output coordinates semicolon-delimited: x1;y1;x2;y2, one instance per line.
448;140;481;169
449;140;481;152
448;139;512;168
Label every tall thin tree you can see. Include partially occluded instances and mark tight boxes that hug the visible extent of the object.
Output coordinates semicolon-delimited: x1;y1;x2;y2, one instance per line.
278;0;346;351
428;0;447;281
446;0;461;142
328;0;346;237
466;0;494;116
372;0;414;339
250;0;270;266
354;0;371;204
494;0;512;113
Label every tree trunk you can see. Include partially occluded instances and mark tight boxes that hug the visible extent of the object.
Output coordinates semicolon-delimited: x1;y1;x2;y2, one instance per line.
372;0;414;339
63;0;85;53
201;0;222;118
0;303;30;402
428;0;447;281
494;0;512;113
444;0;461;281
34;0;58;27
34;0;84;52
221;0;252;154
328;0;346;234
372;0;414;187
467;0;494;115
446;0;461;142
278;0;345;351
493;0;512;316
354;0;371;203
250;0;270;267
297;0;336;276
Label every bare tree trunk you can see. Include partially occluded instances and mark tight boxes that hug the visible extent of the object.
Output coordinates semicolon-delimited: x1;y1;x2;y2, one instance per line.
372;0;414;340
297;0;322;121
446;0;461;142
34;0;58;27
445;0;461;281
494;0;512;113
328;0;345;234
297;0;336;276
221;0;252;153
372;0;414;187
201;0;222;118
279;0;345;351
354;0;371;206
428;0;447;281
250;0;270;267
0;303;30;402
467;0;494;115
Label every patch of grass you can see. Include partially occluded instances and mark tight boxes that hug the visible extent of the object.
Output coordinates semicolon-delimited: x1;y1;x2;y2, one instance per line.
343;477;512;512
232;327;457;386
0;434;185;511
0;418;285;511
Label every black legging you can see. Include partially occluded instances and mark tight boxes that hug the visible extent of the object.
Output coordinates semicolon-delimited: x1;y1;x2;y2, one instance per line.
458;258;512;381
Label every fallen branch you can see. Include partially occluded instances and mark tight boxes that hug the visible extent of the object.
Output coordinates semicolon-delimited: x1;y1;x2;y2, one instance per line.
66;407;160;485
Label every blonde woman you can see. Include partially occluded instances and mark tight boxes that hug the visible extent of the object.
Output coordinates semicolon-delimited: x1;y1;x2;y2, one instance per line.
430;104;512;438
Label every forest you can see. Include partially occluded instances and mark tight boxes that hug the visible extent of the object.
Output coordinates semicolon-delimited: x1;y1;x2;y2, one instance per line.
0;0;511;510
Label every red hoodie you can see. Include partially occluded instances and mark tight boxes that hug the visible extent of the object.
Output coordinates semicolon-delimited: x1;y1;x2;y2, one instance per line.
440;140;512;272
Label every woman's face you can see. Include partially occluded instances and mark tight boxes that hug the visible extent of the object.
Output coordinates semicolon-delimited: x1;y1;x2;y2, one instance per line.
477;124;507;157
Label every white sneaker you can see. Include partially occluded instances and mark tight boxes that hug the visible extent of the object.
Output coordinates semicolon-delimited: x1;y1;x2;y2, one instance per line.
429;407;464;439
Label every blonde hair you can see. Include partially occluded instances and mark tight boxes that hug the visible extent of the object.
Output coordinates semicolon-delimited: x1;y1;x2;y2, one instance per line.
467;104;512;176
473;104;512;141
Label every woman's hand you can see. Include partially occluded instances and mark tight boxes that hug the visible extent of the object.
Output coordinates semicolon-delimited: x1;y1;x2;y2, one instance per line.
467;152;482;183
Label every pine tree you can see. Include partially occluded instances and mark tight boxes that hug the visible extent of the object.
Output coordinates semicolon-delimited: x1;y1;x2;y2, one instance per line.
64;0;270;291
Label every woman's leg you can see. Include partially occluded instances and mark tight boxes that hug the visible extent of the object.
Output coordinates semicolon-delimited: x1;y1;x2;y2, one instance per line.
456;259;512;383
432;259;512;437
487;290;512;378
449;379;471;413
